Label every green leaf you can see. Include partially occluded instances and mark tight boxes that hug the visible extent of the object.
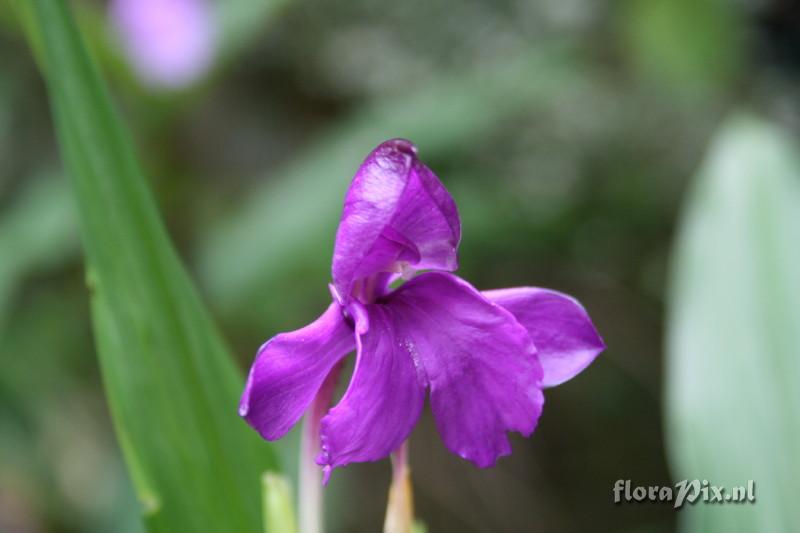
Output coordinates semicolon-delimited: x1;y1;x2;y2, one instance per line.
261;472;298;533
22;1;276;531
412;521;428;533
666;114;800;531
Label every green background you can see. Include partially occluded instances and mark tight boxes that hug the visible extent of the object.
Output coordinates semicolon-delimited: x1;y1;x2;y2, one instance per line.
0;0;798;531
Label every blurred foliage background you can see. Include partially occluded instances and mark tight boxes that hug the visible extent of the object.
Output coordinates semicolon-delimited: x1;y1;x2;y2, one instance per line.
1;0;799;532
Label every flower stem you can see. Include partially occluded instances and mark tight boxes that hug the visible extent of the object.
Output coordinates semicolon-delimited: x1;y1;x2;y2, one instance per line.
299;415;323;533
299;364;342;533
383;441;414;533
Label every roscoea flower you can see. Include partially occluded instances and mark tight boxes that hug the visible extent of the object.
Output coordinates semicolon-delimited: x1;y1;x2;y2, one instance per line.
239;139;604;480
109;0;215;89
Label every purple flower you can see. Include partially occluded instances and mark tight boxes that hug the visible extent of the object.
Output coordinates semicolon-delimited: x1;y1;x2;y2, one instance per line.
109;0;215;89
239;139;604;480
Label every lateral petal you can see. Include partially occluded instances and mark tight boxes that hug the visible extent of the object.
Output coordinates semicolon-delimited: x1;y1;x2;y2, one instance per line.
239;302;355;440
484;287;604;387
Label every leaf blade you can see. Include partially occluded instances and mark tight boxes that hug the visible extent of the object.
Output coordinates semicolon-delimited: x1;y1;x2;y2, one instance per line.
666;114;800;532
25;1;276;531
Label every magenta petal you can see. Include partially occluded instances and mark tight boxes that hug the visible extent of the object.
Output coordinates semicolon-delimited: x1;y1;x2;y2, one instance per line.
239;302;355;440
484;288;605;387
318;303;426;474
332;139;461;301
388;272;544;468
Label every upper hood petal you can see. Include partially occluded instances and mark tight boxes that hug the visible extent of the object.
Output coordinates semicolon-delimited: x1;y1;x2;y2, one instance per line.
332;139;461;302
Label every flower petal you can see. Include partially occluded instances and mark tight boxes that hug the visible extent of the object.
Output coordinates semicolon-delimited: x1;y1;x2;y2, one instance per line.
483;287;605;387
317;303;426;477
387;272;544;468
239;302;355;440
332;139;461;301
110;0;215;89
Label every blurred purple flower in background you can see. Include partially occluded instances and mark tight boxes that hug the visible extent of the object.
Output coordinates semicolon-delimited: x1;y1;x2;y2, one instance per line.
239;139;605;481
109;0;215;89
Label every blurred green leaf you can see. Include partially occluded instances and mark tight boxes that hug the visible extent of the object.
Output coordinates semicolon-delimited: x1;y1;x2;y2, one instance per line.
198;47;582;324
3;1;44;67
215;0;289;62
666;114;800;531
261;472;297;533
22;1;276;531
0;172;77;327
621;0;741;92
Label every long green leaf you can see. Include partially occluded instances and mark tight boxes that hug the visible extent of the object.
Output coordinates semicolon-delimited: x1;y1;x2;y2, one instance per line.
23;1;275;531
666;114;800;531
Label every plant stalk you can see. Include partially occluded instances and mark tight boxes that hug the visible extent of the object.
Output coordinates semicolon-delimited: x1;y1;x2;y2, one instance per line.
383;441;414;533
298;364;342;533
